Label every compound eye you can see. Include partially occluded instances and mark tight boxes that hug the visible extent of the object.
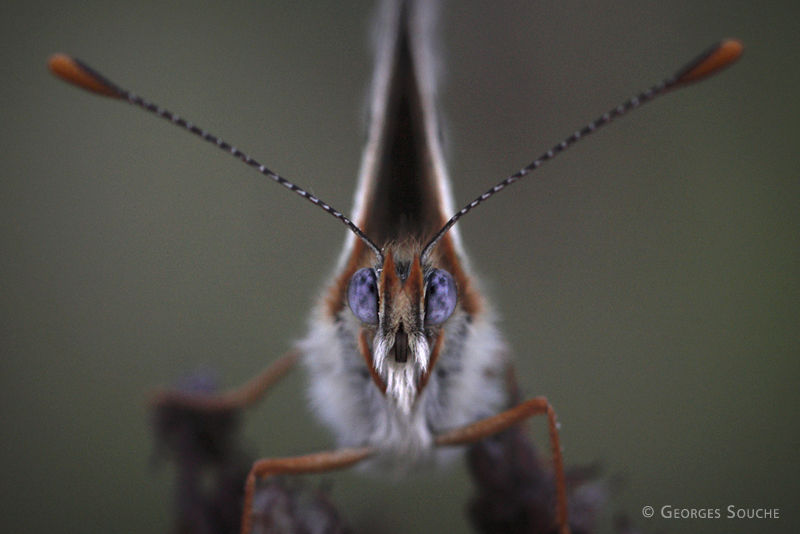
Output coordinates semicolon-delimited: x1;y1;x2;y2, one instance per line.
347;268;379;324
425;269;457;325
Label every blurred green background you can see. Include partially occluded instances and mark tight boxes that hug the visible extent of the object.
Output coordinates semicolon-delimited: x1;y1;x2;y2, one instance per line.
1;1;796;533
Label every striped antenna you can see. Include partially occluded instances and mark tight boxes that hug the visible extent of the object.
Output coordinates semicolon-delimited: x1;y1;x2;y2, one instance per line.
421;39;743;263
47;54;385;264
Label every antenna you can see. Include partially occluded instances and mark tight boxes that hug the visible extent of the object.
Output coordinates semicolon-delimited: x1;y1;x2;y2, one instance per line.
421;39;743;263
47;54;385;264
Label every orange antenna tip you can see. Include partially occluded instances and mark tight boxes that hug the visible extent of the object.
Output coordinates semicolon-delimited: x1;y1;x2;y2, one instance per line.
675;39;743;86
48;53;122;98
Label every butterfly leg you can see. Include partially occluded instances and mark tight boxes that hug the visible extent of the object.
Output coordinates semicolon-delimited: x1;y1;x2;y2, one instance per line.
240;446;374;534
149;348;300;412
434;397;570;534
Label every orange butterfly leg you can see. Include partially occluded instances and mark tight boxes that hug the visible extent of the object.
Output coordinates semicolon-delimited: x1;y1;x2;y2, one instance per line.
435;397;570;534
240;446;374;534
149;349;300;412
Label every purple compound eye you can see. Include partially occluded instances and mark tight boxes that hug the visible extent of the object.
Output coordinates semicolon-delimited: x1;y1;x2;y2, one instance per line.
347;268;379;324
425;269;457;325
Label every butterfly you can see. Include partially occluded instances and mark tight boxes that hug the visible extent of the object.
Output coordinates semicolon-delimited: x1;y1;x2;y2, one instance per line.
48;1;741;533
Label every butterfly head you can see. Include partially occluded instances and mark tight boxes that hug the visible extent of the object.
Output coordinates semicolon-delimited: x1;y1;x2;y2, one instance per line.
346;243;457;415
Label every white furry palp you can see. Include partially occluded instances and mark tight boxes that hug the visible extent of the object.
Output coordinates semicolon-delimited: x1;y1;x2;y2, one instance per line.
373;330;430;415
